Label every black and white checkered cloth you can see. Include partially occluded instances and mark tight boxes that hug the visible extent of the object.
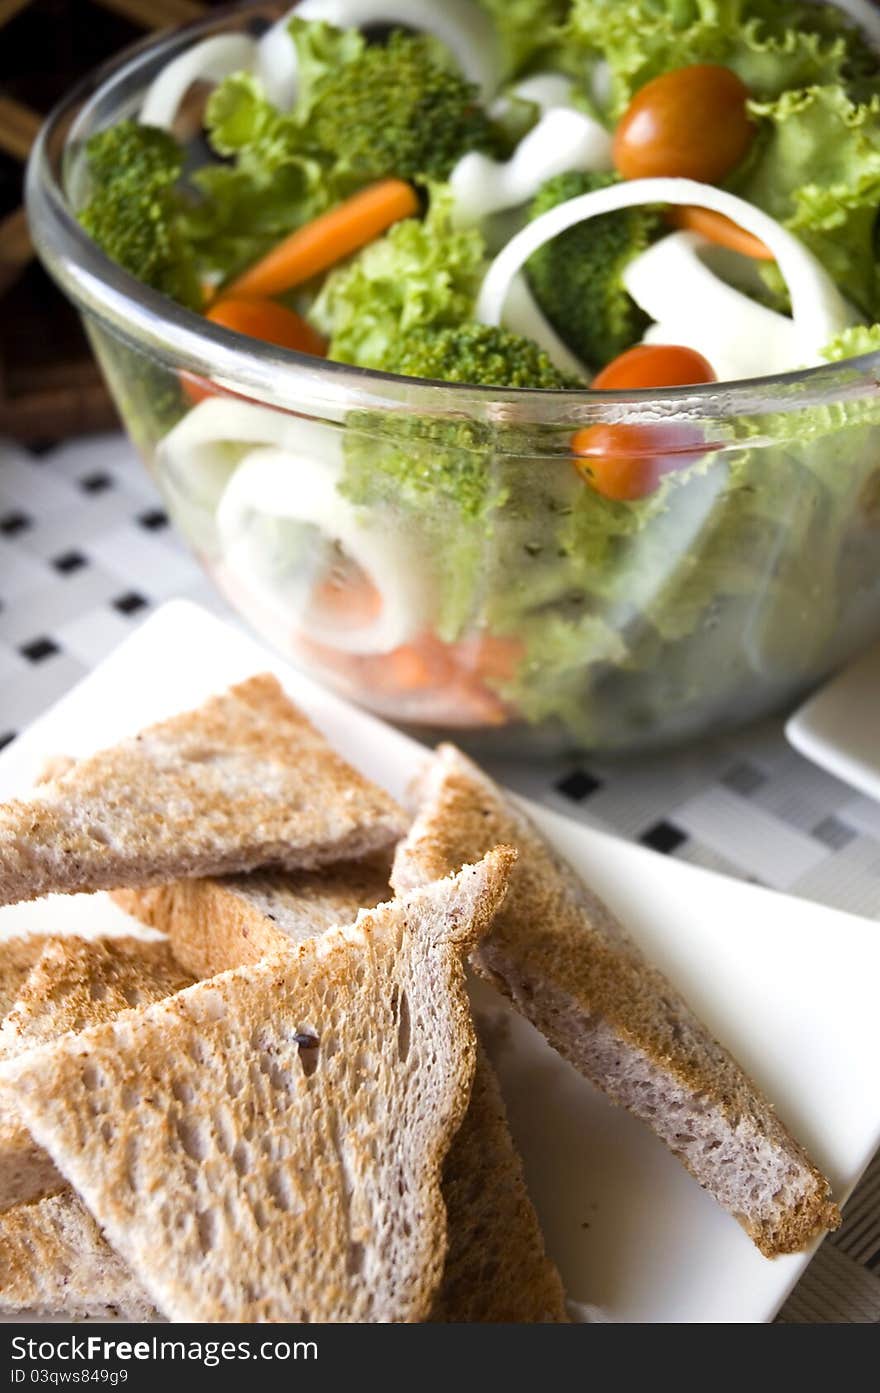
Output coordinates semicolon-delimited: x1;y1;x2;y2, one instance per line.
1;433;878;1322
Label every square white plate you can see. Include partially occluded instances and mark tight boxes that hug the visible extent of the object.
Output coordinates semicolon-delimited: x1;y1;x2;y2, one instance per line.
2;600;879;1324
787;641;880;804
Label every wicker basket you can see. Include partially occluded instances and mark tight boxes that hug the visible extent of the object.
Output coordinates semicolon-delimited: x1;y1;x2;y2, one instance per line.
0;0;212;443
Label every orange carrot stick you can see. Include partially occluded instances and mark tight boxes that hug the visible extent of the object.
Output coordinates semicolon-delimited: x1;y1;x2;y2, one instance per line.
226;179;420;299
668;206;774;260
206;297;328;356
180;298;326;405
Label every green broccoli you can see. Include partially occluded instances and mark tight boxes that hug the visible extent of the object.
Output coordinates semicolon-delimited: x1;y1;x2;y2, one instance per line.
78;120;201;309
380;323;578;388
526;171;663;372
307;31;500;184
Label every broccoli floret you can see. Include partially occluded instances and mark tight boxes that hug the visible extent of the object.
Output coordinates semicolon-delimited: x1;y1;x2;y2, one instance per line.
526;171;663;372
381;323;578;388
78;121;201;309
307;31;500;184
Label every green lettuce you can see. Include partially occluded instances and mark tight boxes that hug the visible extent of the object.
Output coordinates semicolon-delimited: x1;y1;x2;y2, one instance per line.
475;0;569;78
308;187;488;368
286;17;367;122
734;84;880;317
824;320;880;360
565;0;877;117
183;73;330;281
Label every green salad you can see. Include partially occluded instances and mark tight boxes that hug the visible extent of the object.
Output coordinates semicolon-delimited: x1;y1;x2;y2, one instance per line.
75;0;880;748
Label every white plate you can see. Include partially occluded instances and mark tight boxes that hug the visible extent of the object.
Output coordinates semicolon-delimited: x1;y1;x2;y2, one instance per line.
786;642;880;804
1;601;878;1325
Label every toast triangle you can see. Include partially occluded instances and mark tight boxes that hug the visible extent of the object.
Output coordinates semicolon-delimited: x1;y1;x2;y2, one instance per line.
392;744;839;1258
1;851;513;1322
0;674;406;907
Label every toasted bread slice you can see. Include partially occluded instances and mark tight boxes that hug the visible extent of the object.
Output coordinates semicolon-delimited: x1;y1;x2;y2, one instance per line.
0;937;194;1214
117;864;567;1322
0;935;194;1059
0;1192;158;1321
112;856;392;980
431;1042;567;1322
2;851;514;1322
0;674;406;907
0;937;45;1021
392;745;839;1259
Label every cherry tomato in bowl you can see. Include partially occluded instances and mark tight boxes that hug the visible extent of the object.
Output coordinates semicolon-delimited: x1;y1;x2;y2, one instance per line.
613;64;756;183
572;343;717;500
592;344;716;391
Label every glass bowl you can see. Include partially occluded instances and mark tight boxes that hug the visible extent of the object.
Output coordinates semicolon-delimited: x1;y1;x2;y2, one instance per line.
25;3;880;756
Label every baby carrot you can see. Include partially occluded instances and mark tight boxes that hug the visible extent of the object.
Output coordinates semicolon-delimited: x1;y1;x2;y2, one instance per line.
226;179;420;299
669;206;774;261
180;298;326;404
206;298;328;356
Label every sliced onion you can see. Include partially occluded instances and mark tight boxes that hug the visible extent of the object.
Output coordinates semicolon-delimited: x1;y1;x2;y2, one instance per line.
625;231;803;380
491;72;577;118
140;35;258;129
157;398;343;550
477;177;856;374
259;0;503;110
216;446;430;654
503;276;589;380
450;107;613;227
159;397;341;484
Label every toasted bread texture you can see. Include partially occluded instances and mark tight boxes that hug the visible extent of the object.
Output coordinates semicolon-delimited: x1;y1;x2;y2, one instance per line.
113;856;392;980
0;1192;158;1321
0;674;406;907
2;852;514;1322
0;936;194;1215
0;937;44;1021
430;1042;567;1322
117;862;565;1322
0;935;194;1059
392;745;839;1259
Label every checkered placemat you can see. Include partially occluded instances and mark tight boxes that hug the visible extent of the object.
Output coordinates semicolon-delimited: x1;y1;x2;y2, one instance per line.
1;431;878;1322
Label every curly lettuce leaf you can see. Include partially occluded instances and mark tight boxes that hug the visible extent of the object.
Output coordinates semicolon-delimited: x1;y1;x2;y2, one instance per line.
183;73;330;281
824;320;880;360
566;0;876;117
286;16;367;122
474;0;569;78
309;186;487;368
733;84;880;317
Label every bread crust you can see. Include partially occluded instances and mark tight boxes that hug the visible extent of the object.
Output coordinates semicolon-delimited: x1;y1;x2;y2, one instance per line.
1;852;514;1322
0;675;406;907
118;863;567;1322
392;745;840;1258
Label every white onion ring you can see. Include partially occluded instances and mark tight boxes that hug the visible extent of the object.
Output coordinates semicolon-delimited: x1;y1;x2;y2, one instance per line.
156;398;344;551
450;107;613;227
490;72;577;119
503;276;589;380
476;177;856;373
216;446;430;654
140;35;258;129
625;231;804;379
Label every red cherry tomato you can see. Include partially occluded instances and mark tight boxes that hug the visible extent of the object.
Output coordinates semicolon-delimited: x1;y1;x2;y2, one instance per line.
573;344;715;500
592;344;716;391
571;423;706;501
613;64;755;183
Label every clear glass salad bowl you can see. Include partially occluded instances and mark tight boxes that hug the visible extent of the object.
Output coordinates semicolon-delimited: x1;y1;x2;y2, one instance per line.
26;5;880;756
